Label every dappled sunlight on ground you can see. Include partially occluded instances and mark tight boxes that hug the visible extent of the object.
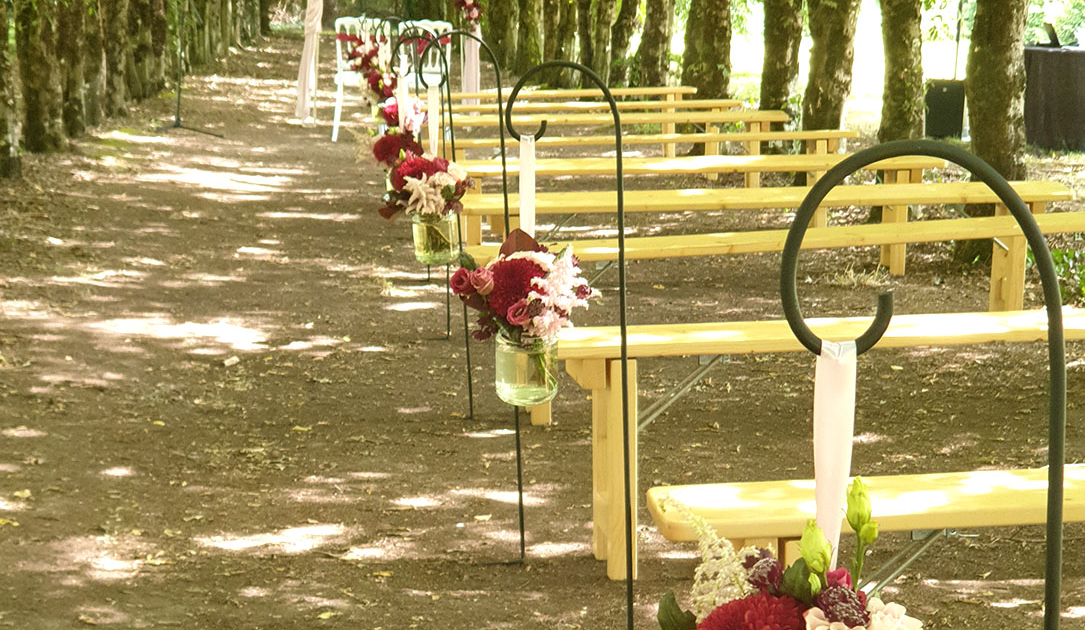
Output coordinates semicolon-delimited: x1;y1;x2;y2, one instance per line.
88;315;270;352
196;523;348;554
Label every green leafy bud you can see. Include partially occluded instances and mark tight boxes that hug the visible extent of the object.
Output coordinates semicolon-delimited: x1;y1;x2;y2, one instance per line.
781;558;816;605
859;521;879;545
800;519;832;574
807;572;823;596
657;592;697;630
846;476;872;533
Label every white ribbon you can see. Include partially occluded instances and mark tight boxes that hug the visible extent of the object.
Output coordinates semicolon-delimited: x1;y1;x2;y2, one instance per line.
427;85;440;156
293;0;322;119
813;339;857;570
461;24;481;106
518;134;536;237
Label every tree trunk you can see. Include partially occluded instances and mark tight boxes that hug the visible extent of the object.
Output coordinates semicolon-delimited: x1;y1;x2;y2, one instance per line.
514;0;543;74
575;0;591;75
259;0;270;35
543;0;562;61
680;0;731;99
802;0;862;129
219;0;231;56
148;0;167;91
15;0;66;151
589;0;615;84
102;0;130;115
636;0;674;87
0;0;21;177
551;0;578;87
484;0;518;69
759;0;802;116
84;0;105;126
59;0;87;137
877;0;923;142
956;0;1029;263
126;0;149;101
609;0;641;87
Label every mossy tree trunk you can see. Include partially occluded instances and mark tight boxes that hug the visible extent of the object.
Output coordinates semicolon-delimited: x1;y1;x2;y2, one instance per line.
802;0;862;129
589;0;615;84
102;0;130;115
514;0;543;74
126;0;150;100
575;0;591;82
759;0;802;117
680;0;731;99
957;0;1029;263
0;0;21;176
551;0;578;87
877;0;924;142
58;0;87;137
484;0;518;69
609;0;641;87
16;0;66;151
84;0;105;126
636;0;674;87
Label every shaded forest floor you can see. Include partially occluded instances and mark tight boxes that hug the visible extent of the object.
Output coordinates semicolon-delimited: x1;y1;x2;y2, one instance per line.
1;29;1084;629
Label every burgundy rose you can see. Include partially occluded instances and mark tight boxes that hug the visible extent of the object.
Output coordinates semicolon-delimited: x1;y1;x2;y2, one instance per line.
380;101;399;127
450;267;474;296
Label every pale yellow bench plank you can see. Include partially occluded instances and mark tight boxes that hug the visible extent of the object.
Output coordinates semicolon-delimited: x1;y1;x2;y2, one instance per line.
442;98;739;115
453;129;857;151
462;181;1071;216
449;86;698;100
647;465;1085;542
556;307;1085;360
447;109;790;129
460;154;940;180
466;211;1085;264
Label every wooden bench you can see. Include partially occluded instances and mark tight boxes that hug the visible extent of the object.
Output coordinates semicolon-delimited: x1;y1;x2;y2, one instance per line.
449;86;698;101
466;207;1081;314
461;180;1072;278
647;465;1085;566
460;154;939;193
554;307;1085;579
442;97;741;115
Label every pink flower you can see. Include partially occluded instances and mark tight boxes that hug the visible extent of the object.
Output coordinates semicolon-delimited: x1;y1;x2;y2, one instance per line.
506;299;532;326
450;267;474;295
470;267;494;295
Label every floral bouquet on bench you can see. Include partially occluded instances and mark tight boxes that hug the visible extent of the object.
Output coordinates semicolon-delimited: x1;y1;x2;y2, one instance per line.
380;153;473;265
658;478;922;630
451;229;599;407
372;99;426;170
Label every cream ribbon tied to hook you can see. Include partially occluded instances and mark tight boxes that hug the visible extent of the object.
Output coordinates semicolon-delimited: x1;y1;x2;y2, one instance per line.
813;339;857;569
519;134;536;237
427;85;440;156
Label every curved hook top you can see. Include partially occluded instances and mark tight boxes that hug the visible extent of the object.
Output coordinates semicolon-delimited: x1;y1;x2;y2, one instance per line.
391;24;447;89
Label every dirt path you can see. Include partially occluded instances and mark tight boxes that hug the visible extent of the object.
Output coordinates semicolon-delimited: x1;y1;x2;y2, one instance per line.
1;30;1082;630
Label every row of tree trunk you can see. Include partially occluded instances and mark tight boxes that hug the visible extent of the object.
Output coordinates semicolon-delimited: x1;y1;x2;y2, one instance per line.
0;0;269;177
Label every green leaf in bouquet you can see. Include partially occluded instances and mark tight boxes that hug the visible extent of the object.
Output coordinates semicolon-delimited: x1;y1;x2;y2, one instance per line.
656;592;697;630
780;558;817;605
458;251;479;271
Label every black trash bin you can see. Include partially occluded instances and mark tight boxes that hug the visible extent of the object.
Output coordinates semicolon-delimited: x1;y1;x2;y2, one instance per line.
925;79;966;138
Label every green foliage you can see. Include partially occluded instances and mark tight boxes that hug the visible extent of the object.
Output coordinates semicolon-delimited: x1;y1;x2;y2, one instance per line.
1028;240;1085;304
657;592;697;630
780;558;816;605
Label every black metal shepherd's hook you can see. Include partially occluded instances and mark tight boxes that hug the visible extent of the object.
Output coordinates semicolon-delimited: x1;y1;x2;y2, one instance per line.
506;60;633;630
779;139;1066;630
420;30;511;423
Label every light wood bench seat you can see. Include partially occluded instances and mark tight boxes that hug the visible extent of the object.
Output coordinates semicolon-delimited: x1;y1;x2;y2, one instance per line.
460;154;941;191
447;109;790;130
449;86;698;101
646;465;1085;564
452;129;857;152
460;181;1072;276
557;307;1085;579
441;98;740;115
467;211;1085;312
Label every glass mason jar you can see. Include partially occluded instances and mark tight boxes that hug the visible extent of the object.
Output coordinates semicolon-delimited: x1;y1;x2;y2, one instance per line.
494;331;558;407
411;212;459;265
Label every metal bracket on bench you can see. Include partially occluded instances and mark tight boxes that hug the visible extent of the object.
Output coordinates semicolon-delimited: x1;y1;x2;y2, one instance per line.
542;214;580;242
590;261;616;286
858;528;945;598
638;355;728;431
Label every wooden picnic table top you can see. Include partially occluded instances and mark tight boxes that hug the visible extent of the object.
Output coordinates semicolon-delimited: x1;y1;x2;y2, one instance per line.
439;98;741;114
459;154;943;178
446;109;789;128
448;86;699;100
462;180;1071;215
555;307;1085;359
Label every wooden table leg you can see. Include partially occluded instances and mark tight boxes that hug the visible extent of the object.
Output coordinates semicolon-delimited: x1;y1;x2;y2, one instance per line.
879;169;910;275
564;359;609;560
605;359;638;580
744;122;762;188
663;94;677;157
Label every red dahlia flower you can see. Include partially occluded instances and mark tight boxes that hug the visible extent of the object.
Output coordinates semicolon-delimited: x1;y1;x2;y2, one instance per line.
486;257;545;323
392;155;440;190
380;102;399;126
698;592;804;630
373;133;423;168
